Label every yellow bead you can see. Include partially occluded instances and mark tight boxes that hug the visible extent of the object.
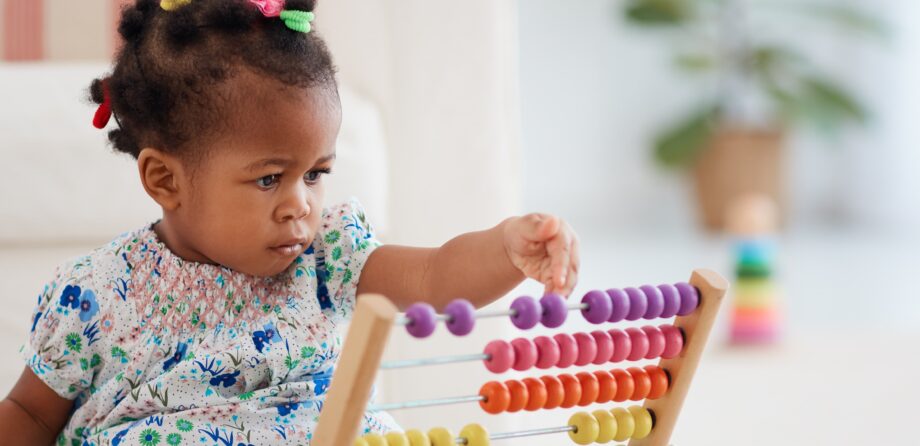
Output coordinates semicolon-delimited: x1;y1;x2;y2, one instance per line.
386;432;410;446
428;428;454;446
567;412;600;445
611;407;635;442
459;423;490;446
406;429;431;446
628;406;654;440
364;434;389;446
354;438;370;446
592;409;618;443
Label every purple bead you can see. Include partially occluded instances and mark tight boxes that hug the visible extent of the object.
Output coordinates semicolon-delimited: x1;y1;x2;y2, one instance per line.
657;283;680;318
405;303;437;338
510;295;540;330
444;299;476;336
606;288;630;323
675;282;700;316
639;285;664;319
540;293;567;328
581;290;612;324
624;287;647;321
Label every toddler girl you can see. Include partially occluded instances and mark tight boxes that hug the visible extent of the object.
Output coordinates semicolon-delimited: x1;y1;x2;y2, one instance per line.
0;1;579;444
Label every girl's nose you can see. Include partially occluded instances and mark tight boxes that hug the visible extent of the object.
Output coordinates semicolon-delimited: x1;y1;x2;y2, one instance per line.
275;184;312;222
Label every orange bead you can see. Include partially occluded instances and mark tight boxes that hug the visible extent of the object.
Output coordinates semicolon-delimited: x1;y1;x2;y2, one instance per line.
627;367;651;401
559;373;582;408
478;381;511;414
523;377;548;411
575;372;600;407
505;379;529;413
611;368;634;402
644;365;670;400
593;370;616;404
541;375;565;409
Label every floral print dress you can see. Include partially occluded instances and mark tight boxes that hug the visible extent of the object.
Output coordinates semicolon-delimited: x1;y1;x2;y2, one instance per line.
21;199;400;446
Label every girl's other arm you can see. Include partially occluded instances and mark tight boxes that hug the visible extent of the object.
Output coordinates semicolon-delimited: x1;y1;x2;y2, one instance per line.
358;214;579;310
0;367;73;445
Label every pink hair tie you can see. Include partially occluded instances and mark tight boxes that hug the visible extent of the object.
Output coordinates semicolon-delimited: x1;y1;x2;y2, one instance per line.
249;0;284;17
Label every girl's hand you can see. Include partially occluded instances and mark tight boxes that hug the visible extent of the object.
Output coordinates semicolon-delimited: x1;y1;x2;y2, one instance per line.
502;214;580;296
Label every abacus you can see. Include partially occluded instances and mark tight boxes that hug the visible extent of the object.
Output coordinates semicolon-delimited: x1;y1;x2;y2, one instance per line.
313;269;727;446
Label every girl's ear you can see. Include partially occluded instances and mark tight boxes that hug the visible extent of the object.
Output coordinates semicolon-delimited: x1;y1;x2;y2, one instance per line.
137;148;185;211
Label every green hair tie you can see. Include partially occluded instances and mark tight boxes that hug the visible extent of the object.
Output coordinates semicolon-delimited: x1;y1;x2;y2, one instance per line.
280;10;315;33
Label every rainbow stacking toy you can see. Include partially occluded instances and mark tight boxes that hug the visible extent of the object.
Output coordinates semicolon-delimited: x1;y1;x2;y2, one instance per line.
313;269;728;446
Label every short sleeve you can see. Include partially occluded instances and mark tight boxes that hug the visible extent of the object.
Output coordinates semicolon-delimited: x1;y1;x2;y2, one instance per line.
315;198;383;322
21;258;103;399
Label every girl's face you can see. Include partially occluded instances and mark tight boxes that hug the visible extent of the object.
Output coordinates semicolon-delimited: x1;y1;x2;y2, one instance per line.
157;73;342;277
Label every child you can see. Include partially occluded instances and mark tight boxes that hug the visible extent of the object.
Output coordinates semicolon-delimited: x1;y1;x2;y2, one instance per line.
0;0;579;444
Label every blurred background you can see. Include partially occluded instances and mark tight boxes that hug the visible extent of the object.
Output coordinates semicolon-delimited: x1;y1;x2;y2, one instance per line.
1;0;918;444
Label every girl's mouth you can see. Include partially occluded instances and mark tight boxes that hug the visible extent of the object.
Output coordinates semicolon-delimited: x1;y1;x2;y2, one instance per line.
271;243;304;256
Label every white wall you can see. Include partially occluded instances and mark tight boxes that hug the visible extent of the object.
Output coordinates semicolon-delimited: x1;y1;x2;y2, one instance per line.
519;0;920;234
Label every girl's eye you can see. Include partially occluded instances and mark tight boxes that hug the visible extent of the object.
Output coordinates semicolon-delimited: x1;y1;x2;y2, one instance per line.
257;174;280;189
305;169;331;184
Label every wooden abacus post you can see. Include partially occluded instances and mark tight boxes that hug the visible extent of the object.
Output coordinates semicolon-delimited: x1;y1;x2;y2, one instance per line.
313;294;397;446
630;268;729;446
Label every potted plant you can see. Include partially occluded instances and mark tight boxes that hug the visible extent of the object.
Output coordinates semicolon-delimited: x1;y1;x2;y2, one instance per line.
623;0;886;229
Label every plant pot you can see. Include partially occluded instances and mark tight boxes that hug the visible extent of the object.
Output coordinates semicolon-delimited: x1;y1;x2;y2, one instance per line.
692;127;786;231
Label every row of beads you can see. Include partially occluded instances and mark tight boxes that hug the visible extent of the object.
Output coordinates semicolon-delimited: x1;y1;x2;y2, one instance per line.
355;406;653;446
403;283;699;338
568;406;655;445
478;366;669;414
357;425;489;446
404;293;569;338
586;283;700;324
483;325;684;373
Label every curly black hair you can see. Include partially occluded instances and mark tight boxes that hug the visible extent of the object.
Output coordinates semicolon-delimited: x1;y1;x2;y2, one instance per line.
90;0;337;158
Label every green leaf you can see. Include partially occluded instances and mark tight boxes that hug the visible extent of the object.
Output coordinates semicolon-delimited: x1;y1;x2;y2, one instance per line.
625;0;692;25
799;3;889;38
653;106;719;168
674;53;716;72
764;75;868;133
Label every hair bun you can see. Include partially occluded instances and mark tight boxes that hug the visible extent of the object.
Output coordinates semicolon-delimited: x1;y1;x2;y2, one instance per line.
284;0;317;12
118;0;159;42
89;78;107;104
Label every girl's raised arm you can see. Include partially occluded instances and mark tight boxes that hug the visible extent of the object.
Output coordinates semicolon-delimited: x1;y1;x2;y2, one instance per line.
357;214;579;310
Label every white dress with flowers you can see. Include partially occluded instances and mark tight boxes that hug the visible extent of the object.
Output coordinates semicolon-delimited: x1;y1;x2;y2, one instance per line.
21;199;400;446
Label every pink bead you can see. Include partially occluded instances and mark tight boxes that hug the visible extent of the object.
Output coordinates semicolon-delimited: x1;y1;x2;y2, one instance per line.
511;337;538;371
608;329;632;363
534;336;561;369
483;340;515;373
625;327;649;361
661;324;684;359
642;326;666;359
553;333;578;369
590;330;613;364
573;332;597;366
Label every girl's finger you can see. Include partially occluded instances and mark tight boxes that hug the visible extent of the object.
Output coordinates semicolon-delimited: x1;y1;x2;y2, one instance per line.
547;230;571;291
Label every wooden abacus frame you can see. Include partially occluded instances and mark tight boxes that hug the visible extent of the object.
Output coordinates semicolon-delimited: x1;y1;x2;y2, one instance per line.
313;269;728;446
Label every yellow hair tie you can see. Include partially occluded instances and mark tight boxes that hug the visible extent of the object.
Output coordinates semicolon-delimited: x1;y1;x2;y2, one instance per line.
160;0;191;11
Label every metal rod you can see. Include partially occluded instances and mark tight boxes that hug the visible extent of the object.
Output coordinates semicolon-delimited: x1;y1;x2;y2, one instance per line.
489;424;576;440
473;308;517;319
380;353;490;370
367;394;484;412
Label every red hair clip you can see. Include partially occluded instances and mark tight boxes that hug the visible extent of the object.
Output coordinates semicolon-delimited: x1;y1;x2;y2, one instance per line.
93;79;112;130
